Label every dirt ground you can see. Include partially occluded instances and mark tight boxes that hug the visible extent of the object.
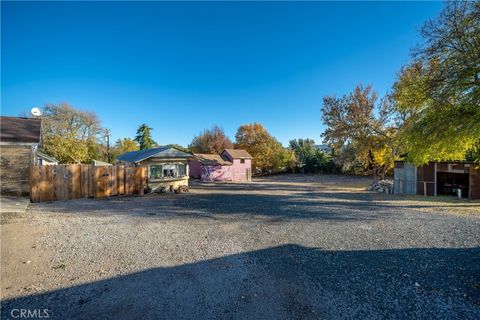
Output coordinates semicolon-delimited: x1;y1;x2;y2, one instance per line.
1;174;479;319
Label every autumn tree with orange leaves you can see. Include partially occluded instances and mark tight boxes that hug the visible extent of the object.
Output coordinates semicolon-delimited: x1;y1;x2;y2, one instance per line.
321;85;399;179
189;125;234;154
235;123;296;174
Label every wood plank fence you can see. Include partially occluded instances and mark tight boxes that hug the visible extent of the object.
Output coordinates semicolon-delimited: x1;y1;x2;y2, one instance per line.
30;164;147;202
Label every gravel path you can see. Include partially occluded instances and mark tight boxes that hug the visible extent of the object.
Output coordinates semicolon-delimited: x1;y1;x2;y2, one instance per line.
1;174;479;319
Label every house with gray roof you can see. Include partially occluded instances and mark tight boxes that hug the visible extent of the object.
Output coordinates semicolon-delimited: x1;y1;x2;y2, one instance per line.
116;146;193;191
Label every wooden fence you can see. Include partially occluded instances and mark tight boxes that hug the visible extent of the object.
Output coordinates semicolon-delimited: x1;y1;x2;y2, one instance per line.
30;164;147;202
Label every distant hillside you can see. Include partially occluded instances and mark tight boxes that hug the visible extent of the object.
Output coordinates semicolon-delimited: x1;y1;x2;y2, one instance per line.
315;144;332;153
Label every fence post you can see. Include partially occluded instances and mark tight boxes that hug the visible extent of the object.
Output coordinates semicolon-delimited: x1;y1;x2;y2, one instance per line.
30;166;39;202
44;166;53;201
117;165;125;195
125;166;132;195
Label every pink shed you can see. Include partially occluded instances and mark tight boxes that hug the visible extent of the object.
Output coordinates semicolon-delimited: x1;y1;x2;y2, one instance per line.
189;150;252;182
220;149;252;182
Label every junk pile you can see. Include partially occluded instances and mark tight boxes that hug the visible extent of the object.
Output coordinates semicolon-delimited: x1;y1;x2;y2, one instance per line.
368;179;394;194
174;185;189;194
153;185;189;194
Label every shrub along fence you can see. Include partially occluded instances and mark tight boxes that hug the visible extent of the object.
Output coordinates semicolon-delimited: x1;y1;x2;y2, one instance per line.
30;164;147;202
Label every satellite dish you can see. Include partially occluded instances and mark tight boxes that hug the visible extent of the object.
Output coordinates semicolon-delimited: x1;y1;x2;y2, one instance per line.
31;107;43;117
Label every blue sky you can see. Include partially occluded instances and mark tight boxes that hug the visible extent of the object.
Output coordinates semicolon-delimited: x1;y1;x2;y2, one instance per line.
1;1;443;146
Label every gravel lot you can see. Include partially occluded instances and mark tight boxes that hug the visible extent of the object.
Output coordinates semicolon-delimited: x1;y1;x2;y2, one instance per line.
1;174;479;319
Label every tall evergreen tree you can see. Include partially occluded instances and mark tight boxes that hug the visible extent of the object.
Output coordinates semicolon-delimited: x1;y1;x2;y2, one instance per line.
134;124;157;150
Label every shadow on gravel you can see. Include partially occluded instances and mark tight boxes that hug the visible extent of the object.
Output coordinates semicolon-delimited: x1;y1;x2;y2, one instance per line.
29;172;480;216
28;192;390;222
2;245;479;320
29;181;478;222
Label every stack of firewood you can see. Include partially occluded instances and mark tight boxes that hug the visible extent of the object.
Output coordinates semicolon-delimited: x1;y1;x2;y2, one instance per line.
155;187;167;193
175;185;189;194
368;180;394;194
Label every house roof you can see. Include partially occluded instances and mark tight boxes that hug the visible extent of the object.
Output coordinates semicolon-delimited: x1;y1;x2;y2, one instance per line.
222;149;253;159
193;153;232;166
315;144;332;153
93;159;112;166
116;146;193;163
37;151;58;163
0;116;41;144
394;160;476;165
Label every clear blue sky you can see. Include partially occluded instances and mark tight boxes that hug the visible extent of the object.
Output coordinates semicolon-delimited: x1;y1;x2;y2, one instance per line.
1;1;443;146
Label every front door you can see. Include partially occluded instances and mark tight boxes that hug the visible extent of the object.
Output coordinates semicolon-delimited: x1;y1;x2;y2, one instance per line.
246;168;252;181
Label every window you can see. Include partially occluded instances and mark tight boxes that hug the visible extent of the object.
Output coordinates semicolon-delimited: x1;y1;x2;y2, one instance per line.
149;163;188;179
178;164;186;176
162;164;176;178
240;158;245;164
150;165;163;179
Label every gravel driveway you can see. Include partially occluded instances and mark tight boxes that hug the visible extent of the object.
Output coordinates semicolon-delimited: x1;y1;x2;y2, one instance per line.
1;174;479;319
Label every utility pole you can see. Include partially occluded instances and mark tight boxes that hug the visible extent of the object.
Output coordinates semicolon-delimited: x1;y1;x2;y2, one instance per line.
105;129;111;163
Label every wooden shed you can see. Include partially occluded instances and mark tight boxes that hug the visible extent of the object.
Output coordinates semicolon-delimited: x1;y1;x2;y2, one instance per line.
189;154;233;182
220;149;253;182
394;161;480;200
0;117;42;196
189;149;253;182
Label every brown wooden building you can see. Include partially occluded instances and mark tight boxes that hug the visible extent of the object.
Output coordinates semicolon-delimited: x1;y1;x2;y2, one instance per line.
394;161;480;200
0;116;42;196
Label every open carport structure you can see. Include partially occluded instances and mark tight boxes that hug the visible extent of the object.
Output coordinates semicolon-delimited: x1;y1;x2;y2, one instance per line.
394;161;480;199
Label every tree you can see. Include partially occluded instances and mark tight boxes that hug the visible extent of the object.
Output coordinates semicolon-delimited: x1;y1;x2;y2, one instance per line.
392;1;480;164
189;125;233;154
41;103;104;163
289;139;335;173
272;144;298;174
465;140;480;164
134;124;157;150
289;139;317;164
321;85;398;178
235;123;295;174
167;144;190;153
112;138;139;160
